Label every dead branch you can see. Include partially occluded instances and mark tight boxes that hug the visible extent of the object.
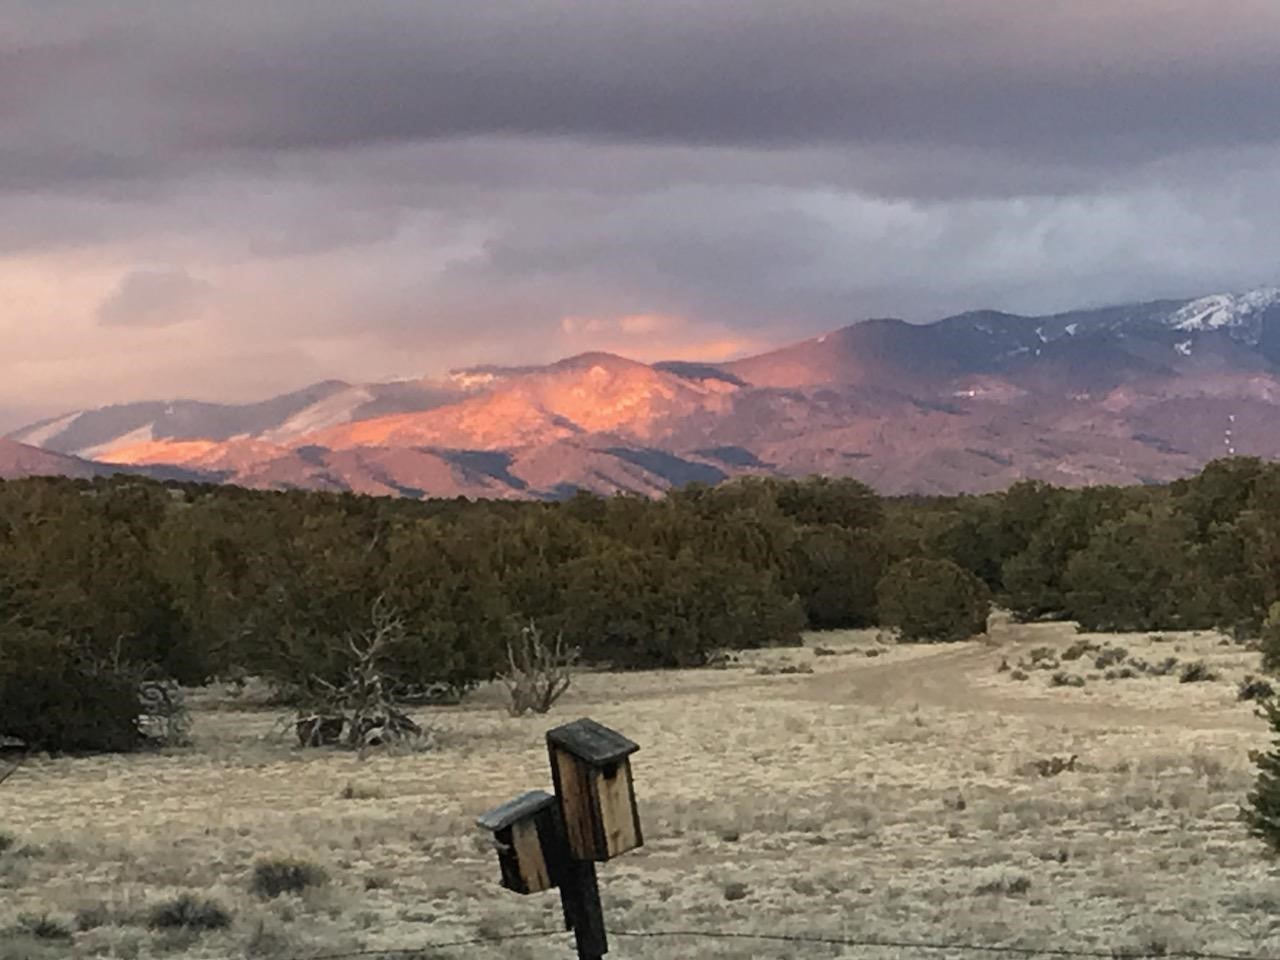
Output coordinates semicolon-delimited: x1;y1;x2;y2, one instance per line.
292;597;423;753
500;621;578;716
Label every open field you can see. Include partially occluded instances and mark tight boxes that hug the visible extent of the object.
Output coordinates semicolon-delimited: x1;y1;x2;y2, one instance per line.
3;624;1279;959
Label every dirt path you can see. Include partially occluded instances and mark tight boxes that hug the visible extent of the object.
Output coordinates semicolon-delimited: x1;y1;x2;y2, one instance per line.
799;630;1263;732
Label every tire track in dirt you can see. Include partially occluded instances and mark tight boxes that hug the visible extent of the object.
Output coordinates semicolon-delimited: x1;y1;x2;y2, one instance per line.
799;636;1262;732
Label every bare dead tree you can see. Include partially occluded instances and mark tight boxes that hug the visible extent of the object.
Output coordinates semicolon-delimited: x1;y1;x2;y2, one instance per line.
295;596;423;753
500;621;578;717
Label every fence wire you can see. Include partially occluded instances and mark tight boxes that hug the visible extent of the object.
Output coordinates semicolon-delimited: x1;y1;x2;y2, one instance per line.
277;927;1280;960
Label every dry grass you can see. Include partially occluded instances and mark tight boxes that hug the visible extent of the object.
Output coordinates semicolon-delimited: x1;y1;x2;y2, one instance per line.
1;623;1276;958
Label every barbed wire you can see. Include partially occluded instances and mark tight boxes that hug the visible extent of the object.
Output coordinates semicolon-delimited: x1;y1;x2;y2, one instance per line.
292;929;567;960
612;928;1280;960
272;926;1280;960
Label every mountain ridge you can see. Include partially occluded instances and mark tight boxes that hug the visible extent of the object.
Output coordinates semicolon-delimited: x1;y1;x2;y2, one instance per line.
10;286;1280;497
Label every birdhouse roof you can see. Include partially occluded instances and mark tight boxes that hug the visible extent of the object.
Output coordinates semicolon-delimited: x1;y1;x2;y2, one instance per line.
546;718;639;765
476;790;557;832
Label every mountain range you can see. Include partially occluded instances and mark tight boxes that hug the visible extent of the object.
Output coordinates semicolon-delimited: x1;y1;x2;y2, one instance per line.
8;287;1280;498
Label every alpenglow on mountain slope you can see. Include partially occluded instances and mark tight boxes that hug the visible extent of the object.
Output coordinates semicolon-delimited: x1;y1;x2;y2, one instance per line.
11;288;1280;497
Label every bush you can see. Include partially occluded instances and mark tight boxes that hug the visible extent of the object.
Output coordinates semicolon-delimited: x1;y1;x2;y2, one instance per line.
249;858;328;899
1061;640;1096;661
500;622;577;716
74;904;112;932
1050;671;1086;688
1179;661;1218;683
1026;647;1057;669
0;630;146;753
146;895;232;931
1105;667;1138;680
0;832;14;855
1131;656;1180;677
974;871;1032;896
1240;677;1276;702
15;914;72;941
1093;646;1128;669
1029;755;1078;777
875;558;991;643
338;780;384;800
0;624;191;756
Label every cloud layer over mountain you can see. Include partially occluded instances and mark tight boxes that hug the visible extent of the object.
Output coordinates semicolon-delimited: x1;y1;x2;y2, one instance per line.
6;1;1280;427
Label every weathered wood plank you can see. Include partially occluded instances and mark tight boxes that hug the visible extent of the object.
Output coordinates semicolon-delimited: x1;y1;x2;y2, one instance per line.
553;745;601;860
510;819;552;893
597;762;640;858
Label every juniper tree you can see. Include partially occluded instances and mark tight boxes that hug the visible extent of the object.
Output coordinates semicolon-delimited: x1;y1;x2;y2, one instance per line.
1244;696;1280;853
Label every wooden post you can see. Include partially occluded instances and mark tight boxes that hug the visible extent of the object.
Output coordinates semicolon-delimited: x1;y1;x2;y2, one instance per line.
476;718;642;960
560;859;608;960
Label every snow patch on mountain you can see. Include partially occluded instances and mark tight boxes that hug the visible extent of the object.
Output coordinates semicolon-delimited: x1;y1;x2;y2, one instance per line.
12;411;82;448
1171;288;1280;332
266;386;376;442
449;370;500;390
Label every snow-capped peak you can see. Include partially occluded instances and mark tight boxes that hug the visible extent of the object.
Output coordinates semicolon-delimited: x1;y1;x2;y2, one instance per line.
1171;287;1280;332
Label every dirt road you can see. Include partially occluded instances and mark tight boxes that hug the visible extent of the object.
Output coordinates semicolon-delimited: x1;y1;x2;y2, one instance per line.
799;625;1264;732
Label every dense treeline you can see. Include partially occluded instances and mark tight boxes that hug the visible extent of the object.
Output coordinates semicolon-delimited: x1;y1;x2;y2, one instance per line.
5;457;1280;751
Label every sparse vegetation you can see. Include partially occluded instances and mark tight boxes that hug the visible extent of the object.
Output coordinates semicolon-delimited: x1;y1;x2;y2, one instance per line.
1179;661;1219;684
1061;640;1096;661
146;895;232;932
1239;676;1275;702
499;622;577;716
338;779;384;800
249;859;329;900
14;914;72;941
1094;646;1128;669
72;904;111;932
974;870;1032;896
1027;647;1057;668
1129;656;1181;677
1027;755;1079;777
0;620;1275;958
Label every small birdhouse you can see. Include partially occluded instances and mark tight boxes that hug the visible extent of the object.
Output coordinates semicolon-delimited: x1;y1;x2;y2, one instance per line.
547;718;642;862
475;790;564;895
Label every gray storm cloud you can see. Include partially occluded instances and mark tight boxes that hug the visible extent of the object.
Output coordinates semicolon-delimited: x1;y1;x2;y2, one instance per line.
97;269;212;328
4;0;1280;421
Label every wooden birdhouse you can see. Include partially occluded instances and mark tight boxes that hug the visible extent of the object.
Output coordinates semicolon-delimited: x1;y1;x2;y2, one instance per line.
475;789;564;895
546;718;642;862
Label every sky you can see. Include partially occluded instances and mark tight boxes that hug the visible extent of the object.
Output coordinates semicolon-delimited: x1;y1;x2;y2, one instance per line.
6;0;1280;429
